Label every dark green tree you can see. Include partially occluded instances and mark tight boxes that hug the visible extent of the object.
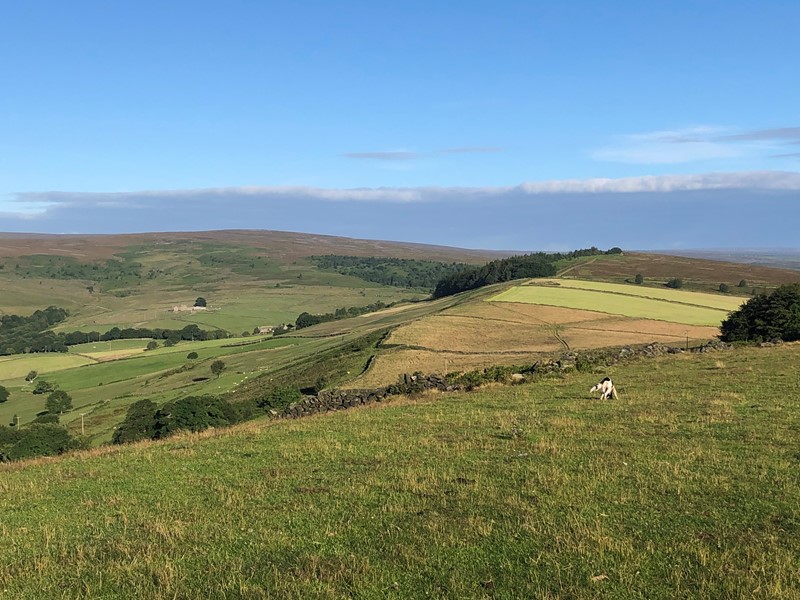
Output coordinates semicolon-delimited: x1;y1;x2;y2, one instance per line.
634;273;644;284
112;399;158;444
194;297;207;307
720;283;800;342
152;395;238;439
25;370;38;382
146;340;158;351
719;283;731;293
186;351;199;360
5;424;81;460
32;379;56;395
738;279;748;288
210;360;225;378
0;385;8;403
45;390;73;414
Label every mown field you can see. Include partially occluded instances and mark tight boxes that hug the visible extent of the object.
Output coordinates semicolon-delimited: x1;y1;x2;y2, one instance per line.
490;283;737;326
2;344;798;599
351;281;727;388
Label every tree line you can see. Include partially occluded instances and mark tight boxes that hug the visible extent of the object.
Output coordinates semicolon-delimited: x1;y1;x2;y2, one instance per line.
310;255;471;290
1;311;231;356
294;301;396;329
432;247;622;298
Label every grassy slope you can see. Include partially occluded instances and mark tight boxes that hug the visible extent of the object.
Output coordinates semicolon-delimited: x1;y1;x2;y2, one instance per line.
490;285;734;326
1;344;798;599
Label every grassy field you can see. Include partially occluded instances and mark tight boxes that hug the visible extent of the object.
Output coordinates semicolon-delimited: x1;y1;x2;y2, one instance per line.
1;344;798;599
537;278;747;311
490;285;733;326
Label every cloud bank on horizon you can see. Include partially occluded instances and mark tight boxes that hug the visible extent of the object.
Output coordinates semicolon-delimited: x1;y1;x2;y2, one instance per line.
3;170;798;252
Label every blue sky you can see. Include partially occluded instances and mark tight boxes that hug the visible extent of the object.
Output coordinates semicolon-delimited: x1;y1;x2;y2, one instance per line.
1;1;799;250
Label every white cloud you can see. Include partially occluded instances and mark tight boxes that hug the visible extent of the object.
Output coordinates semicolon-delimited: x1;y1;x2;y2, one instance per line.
7;170;800;220
517;170;800;193
592;127;739;164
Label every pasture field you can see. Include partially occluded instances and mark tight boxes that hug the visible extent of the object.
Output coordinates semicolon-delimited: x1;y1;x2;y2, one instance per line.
490;285;732;326
535;278;746;311
0;353;95;382
1;344;798;599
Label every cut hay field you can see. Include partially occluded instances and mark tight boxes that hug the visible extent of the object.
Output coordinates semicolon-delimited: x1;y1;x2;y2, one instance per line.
351;281;724;388
490;285;734;326
2;344;798;599
534;278;746;311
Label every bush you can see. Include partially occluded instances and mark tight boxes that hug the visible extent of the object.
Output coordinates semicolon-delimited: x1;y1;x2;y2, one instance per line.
738;280;748;288
146;340;158;351
187;351;199;360
666;278;684;289
0;385;8;404
256;385;302;412
634;273;644;285
719;283;731;293
32;380;56;395
720;283;800;342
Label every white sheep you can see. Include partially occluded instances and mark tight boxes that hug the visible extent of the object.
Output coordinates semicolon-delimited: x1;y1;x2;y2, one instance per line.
590;377;618;400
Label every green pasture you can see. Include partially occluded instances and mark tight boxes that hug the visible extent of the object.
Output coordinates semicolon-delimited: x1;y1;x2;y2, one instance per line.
1;344;798;598
0;335;302;437
490;285;733;326
543;278;746;310
0;353;95;383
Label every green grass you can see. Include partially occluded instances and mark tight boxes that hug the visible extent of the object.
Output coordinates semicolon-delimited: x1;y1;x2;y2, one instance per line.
490;285;733;326
542;278;747;311
1;344;798;598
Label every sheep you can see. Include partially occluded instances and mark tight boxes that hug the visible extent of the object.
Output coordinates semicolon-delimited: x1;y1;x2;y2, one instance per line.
590;377;618;400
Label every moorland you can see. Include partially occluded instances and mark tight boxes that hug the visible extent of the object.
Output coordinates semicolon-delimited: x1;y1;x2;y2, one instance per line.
1;230;799;598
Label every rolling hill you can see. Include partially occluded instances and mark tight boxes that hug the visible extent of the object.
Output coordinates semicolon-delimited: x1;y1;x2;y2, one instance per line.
2;230;800;445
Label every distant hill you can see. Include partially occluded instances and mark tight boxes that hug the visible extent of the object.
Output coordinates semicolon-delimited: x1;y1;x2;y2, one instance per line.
653;248;800;272
0;229;513;263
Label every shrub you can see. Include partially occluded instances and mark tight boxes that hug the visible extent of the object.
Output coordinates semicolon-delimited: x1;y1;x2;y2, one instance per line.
187;351;199;360
666;278;684;289
720;283;800;342
634;273;644;284
738;279;748;288
145;340;158;351
719;283;731;293
32;380;56;395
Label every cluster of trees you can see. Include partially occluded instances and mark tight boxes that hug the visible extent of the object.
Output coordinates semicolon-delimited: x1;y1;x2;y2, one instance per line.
432;247;622;299
0;423;84;462
2;319;231;356
294;301;395;329
310;255;471;290
0;387;81;462
112;395;240;444
0;306;70;355
720;283;800;343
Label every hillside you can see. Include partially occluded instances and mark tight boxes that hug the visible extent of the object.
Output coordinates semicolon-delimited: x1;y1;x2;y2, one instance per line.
2;344;798;598
2;231;800;445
